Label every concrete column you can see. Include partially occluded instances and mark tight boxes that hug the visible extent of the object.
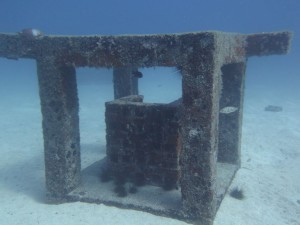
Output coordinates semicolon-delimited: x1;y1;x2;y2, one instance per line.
36;57;81;200
218;62;246;166
180;50;220;224
113;67;138;99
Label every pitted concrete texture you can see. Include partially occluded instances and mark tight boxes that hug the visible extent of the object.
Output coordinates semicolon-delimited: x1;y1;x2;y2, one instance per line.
0;30;292;225
105;95;181;188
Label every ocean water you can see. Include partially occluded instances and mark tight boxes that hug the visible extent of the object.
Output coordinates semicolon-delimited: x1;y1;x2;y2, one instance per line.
0;1;299;225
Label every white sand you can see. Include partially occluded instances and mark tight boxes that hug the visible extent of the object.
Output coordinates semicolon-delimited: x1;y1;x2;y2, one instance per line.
0;65;299;225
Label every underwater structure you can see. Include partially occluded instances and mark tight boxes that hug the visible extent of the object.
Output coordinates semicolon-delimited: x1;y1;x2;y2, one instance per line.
0;30;292;225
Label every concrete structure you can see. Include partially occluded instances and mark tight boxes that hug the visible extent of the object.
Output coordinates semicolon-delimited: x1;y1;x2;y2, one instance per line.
105;95;181;189
0;30;292;225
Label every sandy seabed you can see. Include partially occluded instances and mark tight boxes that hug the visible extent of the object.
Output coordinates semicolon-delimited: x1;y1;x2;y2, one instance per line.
0;68;299;225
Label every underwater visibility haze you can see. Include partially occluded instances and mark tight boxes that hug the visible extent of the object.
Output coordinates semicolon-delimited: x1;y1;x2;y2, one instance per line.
0;1;299;225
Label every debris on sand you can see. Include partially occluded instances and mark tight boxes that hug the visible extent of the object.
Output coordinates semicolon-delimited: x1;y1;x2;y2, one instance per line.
264;105;283;112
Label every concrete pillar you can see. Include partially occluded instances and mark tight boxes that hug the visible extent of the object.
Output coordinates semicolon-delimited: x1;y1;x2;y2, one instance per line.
36;57;81;200
218;62;246;166
180;47;220;224
113;67;138;99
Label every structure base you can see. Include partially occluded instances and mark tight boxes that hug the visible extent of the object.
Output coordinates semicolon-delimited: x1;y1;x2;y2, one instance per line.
60;158;238;224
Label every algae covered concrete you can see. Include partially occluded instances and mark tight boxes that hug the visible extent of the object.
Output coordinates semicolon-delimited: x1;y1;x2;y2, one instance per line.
0;30;292;225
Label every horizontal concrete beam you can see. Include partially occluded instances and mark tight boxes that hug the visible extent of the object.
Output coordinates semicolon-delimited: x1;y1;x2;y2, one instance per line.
245;31;292;56
0;31;292;68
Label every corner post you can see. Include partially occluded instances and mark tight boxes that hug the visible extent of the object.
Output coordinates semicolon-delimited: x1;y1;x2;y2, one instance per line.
113;67;138;99
36;56;81;200
218;62;247;166
179;34;220;224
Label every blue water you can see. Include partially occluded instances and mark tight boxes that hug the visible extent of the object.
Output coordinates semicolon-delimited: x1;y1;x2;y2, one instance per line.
1;0;299;88
0;1;299;225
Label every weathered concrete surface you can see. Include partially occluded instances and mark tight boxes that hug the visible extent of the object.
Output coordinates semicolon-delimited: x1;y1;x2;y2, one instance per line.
36;57;81;201
218;62;246;166
105;95;181;189
245;32;292;56
65;159;237;224
0;31;292;67
0;30;292;224
113;67;138;99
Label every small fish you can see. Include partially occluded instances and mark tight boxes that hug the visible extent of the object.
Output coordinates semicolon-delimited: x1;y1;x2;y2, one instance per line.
220;106;238;114
132;70;143;78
